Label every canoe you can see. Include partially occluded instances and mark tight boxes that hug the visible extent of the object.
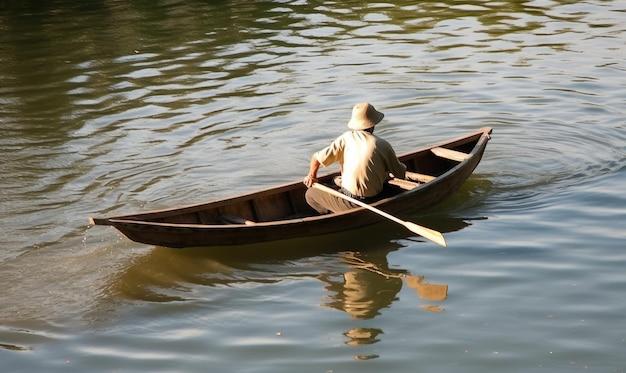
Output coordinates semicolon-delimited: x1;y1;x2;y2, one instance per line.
90;127;492;248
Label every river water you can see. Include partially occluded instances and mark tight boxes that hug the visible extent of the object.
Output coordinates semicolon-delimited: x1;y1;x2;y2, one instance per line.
1;0;625;372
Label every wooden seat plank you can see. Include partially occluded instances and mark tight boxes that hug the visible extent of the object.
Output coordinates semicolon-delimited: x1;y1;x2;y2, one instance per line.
388;178;420;190
405;171;436;183
431;147;470;162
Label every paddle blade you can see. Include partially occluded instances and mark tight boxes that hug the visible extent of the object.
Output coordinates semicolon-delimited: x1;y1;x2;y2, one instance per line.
403;222;447;247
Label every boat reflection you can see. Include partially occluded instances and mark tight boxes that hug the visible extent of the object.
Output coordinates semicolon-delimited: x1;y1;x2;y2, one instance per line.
98;214;474;361
105;214;473;304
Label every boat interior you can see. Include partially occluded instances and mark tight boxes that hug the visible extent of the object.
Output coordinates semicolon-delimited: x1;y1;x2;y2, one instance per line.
122;133;483;227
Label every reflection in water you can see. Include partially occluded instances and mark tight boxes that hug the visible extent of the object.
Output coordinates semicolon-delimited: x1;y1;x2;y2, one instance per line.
344;327;383;360
0;342;31;352
318;250;403;320
344;328;383;347
105;216;464;305
320;251;448;320
100;219;459;360
316;249;448;360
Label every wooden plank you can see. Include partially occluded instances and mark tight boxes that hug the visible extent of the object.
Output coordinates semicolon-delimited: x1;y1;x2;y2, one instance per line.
388;178;420;190
431;147;470;162
218;214;256;225
405;171;436;183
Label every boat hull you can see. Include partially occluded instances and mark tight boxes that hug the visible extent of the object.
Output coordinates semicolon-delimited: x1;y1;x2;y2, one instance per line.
91;127;492;248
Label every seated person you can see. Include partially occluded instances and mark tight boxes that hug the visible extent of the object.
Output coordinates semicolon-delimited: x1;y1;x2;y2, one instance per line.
303;102;406;214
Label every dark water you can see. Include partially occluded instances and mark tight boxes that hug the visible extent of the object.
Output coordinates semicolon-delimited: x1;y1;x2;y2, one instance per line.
1;0;625;372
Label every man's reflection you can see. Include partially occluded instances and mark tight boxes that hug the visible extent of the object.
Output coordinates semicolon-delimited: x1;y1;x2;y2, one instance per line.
343;327;383;346
318;250;403;320
318;248;448;348
319;250;448;319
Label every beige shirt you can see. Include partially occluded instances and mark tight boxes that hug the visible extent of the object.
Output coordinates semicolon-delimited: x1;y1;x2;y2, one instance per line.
314;130;406;197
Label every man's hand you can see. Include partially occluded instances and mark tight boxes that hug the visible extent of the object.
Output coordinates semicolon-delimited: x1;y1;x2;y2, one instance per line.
303;175;318;188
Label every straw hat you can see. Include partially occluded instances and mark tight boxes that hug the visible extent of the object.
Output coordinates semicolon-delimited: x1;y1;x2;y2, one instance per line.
347;102;384;130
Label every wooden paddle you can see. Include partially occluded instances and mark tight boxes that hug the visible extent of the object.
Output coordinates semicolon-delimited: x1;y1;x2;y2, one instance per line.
312;183;447;247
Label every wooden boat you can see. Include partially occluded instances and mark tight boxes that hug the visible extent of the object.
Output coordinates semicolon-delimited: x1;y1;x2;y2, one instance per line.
90;127;492;248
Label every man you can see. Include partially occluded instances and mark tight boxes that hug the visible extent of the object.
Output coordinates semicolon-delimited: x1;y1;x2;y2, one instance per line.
303;102;407;214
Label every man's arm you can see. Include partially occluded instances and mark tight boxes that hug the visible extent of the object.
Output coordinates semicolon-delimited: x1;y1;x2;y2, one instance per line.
303;155;321;188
